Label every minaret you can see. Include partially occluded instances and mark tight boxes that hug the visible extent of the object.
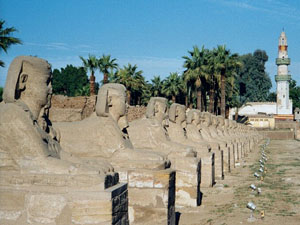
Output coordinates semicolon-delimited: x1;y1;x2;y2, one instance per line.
275;31;292;114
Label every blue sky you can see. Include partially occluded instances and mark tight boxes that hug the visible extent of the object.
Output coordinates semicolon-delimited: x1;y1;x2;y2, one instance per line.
1;0;300;91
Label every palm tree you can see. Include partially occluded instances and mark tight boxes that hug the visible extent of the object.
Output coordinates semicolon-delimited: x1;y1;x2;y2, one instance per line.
0;20;22;67
206;50;219;114
114;63;144;105
162;72;184;103
79;54;98;95
98;54;118;84
214;45;241;117
183;46;208;110
150;75;163;97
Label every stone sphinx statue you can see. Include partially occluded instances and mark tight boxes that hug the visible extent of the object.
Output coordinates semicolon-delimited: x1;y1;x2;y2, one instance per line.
186;109;224;179
56;84;168;169
128;97;195;157
0;56;128;225
166;103;216;184
128;97;203;206
55;84;175;225
227;119;246;161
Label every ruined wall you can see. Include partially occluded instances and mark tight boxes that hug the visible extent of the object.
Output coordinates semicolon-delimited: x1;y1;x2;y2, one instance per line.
49;95;96;122
259;130;295;140
49;95;146;122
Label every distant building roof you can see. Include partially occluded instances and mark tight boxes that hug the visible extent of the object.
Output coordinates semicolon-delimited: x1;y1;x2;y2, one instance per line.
246;102;276;105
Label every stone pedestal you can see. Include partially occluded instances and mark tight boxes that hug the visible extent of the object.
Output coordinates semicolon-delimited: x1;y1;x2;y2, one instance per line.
222;146;231;173
214;150;224;180
199;153;215;188
118;169;175;225
171;157;201;207
0;172;128;225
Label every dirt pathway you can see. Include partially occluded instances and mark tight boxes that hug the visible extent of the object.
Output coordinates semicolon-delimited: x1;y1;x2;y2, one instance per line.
177;139;300;225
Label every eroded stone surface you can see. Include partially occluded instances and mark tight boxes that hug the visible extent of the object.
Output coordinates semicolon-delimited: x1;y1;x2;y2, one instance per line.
0;56;128;225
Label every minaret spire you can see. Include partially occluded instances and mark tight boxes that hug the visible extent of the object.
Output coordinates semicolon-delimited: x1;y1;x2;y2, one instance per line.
275;30;292;115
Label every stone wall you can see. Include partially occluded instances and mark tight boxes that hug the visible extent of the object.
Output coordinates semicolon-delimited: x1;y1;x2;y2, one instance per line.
49;95;146;122
49;95;96;122
259;130;295;140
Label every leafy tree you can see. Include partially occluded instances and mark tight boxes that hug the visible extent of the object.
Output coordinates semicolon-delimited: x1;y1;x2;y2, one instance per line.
267;92;276;102
289;79;300;110
98;54;118;84
237;50;272;102
0;86;3;102
79;55;98;95
75;84;90;96
162;72;184;103
52;65;89;97
0;20;22;67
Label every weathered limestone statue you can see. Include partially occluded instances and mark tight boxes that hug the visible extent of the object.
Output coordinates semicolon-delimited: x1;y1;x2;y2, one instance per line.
0;56;128;225
186;109;224;178
128;97;203;207
227;119;245;161
55;84;175;225
198;112;236;172
166;104;216;185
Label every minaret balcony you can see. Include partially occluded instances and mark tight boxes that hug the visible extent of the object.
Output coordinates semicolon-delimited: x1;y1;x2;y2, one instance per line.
276;58;290;65
275;74;291;81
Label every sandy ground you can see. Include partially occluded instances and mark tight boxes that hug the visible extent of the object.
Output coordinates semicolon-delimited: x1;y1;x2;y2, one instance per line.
177;139;300;225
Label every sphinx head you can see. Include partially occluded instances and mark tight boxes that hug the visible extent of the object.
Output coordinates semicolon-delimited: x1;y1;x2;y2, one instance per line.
224;119;230;127
201;112;212;127
3;56;52;120
169;103;186;127
146;97;169;124
217;116;225;128
187;109;201;126
210;115;219;127
96;83;128;129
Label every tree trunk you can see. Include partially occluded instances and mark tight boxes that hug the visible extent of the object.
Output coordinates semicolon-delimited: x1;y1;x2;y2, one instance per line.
209;85;214;113
185;95;188;108
196;88;202;111
103;72;109;84
172;95;176;103
127;90;131;105
89;72;95;96
201;90;205;111
220;69;226;117
137;96;141;105
235;107;239;121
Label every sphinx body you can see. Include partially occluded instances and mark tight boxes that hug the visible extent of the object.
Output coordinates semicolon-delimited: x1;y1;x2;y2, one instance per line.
128;98;204;207
185;109;225;179
0;56;128;225
55;84;176;225
165;104;217;186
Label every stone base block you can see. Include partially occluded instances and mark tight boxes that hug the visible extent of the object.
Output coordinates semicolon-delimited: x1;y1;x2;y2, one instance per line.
222;146;231;173
234;142;240;162
198;153;215;188
228;143;236;169
118;169;175;225
214;150;224;180
170;156;201;207
0;172;128;225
